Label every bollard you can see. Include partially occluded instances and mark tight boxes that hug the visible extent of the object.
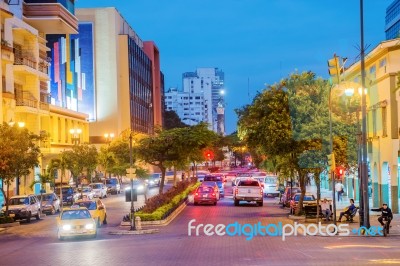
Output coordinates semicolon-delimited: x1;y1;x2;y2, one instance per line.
135;216;142;230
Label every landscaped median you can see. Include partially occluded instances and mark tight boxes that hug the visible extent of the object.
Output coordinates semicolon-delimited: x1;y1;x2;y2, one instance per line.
120;180;200;229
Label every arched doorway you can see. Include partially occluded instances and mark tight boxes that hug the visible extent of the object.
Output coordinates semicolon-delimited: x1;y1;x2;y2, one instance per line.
382;162;390;207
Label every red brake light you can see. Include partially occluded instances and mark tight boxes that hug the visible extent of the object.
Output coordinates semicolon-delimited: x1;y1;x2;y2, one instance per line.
195;193;198;196
234;188;238;195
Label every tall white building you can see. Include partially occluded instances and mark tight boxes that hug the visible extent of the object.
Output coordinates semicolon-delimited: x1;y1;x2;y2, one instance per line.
165;68;225;134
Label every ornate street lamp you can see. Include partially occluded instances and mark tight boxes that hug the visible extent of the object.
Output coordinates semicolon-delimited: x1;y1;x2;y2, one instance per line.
70;128;82;145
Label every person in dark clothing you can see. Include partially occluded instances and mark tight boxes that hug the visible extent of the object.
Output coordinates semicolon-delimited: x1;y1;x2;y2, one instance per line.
337;199;356;222
372;203;393;233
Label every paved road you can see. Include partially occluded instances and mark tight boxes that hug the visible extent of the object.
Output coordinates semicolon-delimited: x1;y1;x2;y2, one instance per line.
1;182;400;266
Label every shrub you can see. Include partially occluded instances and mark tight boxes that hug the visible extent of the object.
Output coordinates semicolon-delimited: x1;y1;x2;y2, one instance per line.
135;181;200;221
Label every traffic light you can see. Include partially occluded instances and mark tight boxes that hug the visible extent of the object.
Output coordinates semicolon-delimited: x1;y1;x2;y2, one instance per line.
327;153;336;174
327;54;347;84
335;166;345;179
204;150;214;160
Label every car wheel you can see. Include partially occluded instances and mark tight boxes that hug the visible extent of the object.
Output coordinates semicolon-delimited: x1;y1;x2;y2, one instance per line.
35;210;41;220
213;201;217;206
258;201;263;207
103;214;107;225
26;212;31;223
234;199;239;206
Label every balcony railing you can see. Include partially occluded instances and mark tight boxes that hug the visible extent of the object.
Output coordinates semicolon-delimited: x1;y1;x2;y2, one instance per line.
15;90;38;108
39;101;49;111
14;56;37;70
24;0;75;15
38;60;48;74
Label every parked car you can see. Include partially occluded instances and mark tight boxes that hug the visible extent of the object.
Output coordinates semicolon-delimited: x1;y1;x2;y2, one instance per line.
145;173;161;187
56;186;79;205
105;178;121;194
233;179;264;206
40;192;61;215
2;195;41;222
77;186;95;200
204;175;225;197
57;206;97;240
194;186;218;206
74;199;107;227
89;183;108;199
281;187;302;207
289;193;317;214
200;181;220;200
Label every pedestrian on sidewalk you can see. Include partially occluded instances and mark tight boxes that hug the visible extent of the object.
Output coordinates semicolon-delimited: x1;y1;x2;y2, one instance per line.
320;198;332;221
335;181;344;202
337;199;356;222
181;172;185;181
372;203;393;234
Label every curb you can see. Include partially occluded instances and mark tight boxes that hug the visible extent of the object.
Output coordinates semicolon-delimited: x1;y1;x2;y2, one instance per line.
109;229;159;235
0;222;20;228
0;227;5;232
120;200;188;227
288;215;306;222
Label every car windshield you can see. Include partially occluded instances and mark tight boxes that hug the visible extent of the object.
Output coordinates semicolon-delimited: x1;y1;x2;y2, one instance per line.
294;195;315;201
238;180;259;186
61;210;91;220
61;188;73;194
90;184;102;189
198;186;214;193
42;194;54;201
201;181;216;187
76;201;97;210
237;173;252;177
78;187;91;193
9;197;28;205
106;179;118;185
204;176;222;182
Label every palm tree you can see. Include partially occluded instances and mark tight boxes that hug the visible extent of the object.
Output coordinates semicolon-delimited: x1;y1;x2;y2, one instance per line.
30;173;53;214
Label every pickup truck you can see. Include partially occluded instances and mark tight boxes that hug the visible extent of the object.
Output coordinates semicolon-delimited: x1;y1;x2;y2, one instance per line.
233;179;264;207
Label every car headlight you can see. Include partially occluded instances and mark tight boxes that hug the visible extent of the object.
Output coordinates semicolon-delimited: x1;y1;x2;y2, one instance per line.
85;223;94;230
67;196;72;199
137;185;144;191
62;224;71;231
149;181;154;185
45;204;52;207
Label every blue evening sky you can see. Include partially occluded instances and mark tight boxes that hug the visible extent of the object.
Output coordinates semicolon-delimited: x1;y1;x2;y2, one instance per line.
76;1;390;134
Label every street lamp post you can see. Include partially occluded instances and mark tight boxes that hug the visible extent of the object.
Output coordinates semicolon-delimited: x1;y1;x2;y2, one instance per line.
328;86;337;226
104;133;115;178
129;132;136;231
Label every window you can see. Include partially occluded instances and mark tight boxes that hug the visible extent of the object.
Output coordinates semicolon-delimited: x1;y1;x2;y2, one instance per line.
382;106;387;137
379;58;387;68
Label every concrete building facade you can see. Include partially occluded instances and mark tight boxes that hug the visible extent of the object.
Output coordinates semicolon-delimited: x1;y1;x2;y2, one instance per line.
76;8;163;142
165;67;225;134
1;0;89;196
343;39;400;213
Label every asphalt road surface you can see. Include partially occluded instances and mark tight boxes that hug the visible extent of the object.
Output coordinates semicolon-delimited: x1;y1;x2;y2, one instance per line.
1;182;400;266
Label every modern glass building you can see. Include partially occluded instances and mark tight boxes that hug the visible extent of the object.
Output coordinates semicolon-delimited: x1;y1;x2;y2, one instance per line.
385;0;400;39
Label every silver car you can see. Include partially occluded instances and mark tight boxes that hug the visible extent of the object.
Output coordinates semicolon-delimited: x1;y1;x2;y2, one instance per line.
89;183;108;198
40;193;61;215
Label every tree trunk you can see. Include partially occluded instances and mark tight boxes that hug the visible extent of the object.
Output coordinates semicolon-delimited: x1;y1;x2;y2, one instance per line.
5;182;10;216
159;166;166;194
173;167;177;187
296;171;307;215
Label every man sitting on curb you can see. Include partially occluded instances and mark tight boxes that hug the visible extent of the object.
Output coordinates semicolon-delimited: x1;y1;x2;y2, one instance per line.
320;198;332;221
337;199;356;222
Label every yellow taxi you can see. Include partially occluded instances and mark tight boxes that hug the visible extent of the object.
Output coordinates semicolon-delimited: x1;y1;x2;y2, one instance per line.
74;199;107;227
56;206;97;240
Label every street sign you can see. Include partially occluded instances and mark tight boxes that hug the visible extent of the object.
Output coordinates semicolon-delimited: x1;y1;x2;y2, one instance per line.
126;173;136;179
126;168;135;174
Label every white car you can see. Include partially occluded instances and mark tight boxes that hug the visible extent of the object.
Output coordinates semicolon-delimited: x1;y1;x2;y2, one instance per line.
77;186;95;200
89;183;108;199
2;194;41;222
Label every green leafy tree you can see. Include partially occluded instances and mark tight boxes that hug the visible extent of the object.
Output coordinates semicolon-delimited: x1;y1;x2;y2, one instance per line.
0;123;41;215
163;110;188;130
30;173;53;214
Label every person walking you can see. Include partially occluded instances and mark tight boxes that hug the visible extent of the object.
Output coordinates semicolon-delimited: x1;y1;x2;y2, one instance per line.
335;181;344;202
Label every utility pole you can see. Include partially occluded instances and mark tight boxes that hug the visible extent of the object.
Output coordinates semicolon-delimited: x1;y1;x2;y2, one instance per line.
359;0;370;228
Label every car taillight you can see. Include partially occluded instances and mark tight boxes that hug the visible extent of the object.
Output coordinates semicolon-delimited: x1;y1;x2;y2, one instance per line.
260;188;263;196
195;193;199;196
234;188;238;195
212;193;216;197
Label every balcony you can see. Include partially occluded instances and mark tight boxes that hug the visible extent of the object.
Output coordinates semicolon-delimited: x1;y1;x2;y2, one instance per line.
23;0;78;34
15;90;38;109
1;41;14;62
38;59;48;74
14;56;37;69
